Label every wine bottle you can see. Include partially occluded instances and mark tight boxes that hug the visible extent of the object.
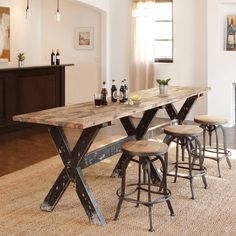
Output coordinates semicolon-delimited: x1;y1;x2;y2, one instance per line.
111;79;117;102
51;49;55;65
56;49;60;65
101;81;108;105
124;79;128;101
119;80;126;103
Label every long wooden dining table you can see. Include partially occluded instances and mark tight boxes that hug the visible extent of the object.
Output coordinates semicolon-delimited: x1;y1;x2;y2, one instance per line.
13;86;209;225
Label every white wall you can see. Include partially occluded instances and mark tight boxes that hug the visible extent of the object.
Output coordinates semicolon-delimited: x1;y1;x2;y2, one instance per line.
77;0;109;11
2;0;235;124
108;0;132;91
0;0;104;104
0;0;42;67
207;0;236;126
41;0;102;104
107;0;209;120
155;0;208;119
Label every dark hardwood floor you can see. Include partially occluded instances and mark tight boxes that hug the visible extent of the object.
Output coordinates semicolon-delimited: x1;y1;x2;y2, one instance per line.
0;122;235;177
0;126;57;176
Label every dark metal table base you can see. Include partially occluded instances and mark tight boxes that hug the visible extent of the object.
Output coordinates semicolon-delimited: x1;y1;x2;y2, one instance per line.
40;94;200;225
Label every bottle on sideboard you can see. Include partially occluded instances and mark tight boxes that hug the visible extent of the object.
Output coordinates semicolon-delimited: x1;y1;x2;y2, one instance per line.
56;49;60;65
119;80;126;103
51;49;56;65
101;81;108;105
111;79;117;102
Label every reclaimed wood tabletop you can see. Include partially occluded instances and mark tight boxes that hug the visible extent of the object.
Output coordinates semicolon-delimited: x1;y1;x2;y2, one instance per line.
13;86;210;129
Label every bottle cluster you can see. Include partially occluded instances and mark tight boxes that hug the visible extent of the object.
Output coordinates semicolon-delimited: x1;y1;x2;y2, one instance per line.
51;49;60;65
111;79;128;103
99;79;128;106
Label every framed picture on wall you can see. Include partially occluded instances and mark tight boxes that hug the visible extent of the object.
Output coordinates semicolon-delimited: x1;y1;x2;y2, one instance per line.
75;27;94;50
0;7;10;62
226;15;236;51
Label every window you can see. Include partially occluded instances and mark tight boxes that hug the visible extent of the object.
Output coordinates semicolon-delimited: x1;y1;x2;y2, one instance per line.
133;0;173;64
154;1;173;63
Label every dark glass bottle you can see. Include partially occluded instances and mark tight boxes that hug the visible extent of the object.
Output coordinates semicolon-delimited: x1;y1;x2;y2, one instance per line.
124;79;128;101
111;79;117;102
119;80;126;103
101;81;108;105
51;49;55;65
56;49;60;65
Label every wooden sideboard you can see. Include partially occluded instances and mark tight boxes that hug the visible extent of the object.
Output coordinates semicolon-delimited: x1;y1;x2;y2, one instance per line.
0;64;73;130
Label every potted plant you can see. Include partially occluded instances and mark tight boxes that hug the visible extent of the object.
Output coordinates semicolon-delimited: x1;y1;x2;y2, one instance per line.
156;78;171;95
17;53;25;67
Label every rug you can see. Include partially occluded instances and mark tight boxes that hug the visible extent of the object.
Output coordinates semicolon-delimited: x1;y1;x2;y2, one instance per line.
0;151;236;236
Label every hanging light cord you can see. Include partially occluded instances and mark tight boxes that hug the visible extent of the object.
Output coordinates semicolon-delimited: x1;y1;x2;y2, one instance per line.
57;0;59;12
26;0;29;10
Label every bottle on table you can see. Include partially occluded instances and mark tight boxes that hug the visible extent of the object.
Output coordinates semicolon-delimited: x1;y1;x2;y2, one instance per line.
124;78;128;101
119;80;126;103
51;49;56;65
56;49;60;65
101;81;108;105
111;79;117;102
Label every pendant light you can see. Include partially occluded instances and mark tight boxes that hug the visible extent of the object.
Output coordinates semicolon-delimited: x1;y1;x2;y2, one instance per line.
56;0;61;22
26;0;31;20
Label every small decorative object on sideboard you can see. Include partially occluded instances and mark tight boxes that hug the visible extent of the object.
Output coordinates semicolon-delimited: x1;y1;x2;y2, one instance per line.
51;49;56;65
17;53;25;67
56;49;60;65
156;78;171;95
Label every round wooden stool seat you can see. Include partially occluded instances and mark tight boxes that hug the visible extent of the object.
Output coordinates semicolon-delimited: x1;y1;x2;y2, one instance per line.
194;115;231;177
164;125;207;199
122;140;168;157
164;125;203;137
115;139;174;232
194;115;228;125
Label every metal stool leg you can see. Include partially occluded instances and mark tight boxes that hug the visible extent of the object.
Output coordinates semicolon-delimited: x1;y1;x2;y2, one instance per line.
146;158;154;232
186;139;195;199
174;138;180;183
114;156;131;220
142;162;147;184
194;137;207;189
161;153;175;216
181;138;185;161
220;125;232;169
214;126;221;177
136;157;142;208
202;125;206;156
209;125;213;146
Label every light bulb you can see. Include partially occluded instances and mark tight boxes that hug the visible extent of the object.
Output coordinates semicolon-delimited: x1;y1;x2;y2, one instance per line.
55;0;61;22
56;10;60;22
26;7;31;20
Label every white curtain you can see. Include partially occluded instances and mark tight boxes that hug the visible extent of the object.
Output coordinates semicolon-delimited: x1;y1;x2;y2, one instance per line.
130;1;156;92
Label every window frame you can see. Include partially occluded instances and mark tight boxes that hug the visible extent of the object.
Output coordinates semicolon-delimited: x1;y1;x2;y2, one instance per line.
154;0;173;63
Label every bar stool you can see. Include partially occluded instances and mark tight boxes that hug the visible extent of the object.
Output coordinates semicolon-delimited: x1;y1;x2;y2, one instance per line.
114;140;174;232
164;125;207;199
194;115;232;177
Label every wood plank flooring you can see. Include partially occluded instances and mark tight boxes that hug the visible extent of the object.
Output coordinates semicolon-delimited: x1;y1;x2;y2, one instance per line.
0;121;235;177
0;126;57;176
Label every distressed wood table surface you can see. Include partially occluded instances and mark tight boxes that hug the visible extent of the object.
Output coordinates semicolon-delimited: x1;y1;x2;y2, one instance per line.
13;86;210;225
13;86;209;129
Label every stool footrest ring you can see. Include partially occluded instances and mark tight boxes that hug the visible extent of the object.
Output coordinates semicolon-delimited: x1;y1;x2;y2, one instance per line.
116;183;171;206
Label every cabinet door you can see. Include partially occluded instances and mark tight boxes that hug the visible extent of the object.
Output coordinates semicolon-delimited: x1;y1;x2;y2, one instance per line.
18;74;57;114
0;78;4;123
0;74;17;125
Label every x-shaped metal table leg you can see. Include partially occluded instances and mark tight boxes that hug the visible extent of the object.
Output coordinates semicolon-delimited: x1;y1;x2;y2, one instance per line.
40;125;106;225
